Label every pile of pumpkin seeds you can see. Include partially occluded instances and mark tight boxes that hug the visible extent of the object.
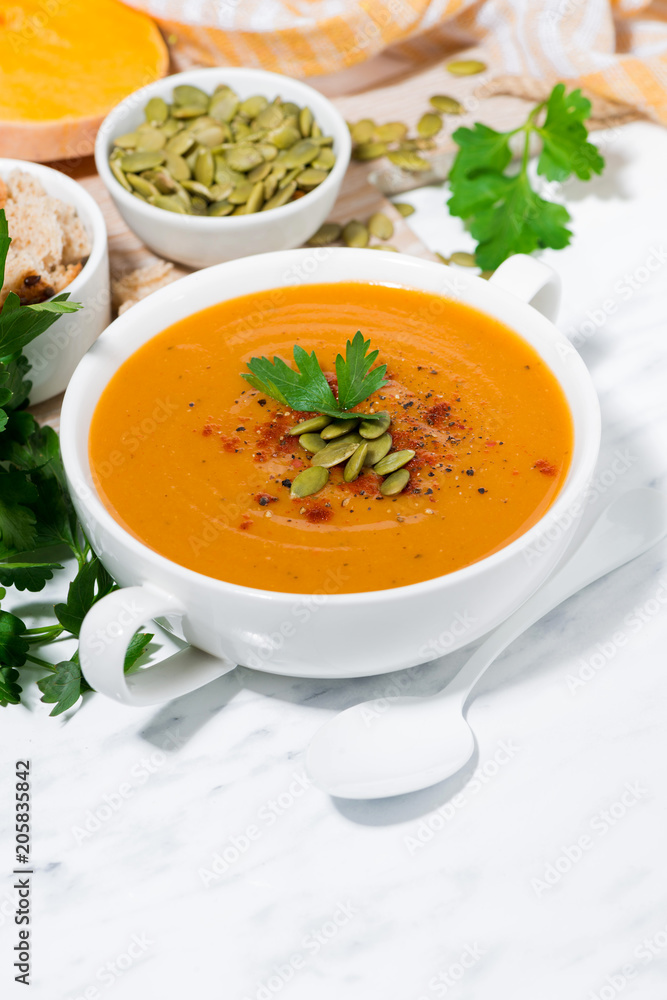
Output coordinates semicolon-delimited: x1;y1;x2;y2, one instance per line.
287;412;415;500
306;209;399;251
108;84;337;217
347;60;486;171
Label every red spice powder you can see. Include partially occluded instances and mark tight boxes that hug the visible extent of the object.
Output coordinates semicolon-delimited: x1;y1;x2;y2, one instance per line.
534;459;558;476
305;505;333;523
219;434;241;453
425;401;451;426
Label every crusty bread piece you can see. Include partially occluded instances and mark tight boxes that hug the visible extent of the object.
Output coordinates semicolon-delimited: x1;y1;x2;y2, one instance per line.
0;169;91;307
112;260;175;315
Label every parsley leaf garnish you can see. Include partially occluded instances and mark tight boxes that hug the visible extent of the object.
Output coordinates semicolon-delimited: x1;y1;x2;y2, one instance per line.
448;83;605;270
242;331;388;420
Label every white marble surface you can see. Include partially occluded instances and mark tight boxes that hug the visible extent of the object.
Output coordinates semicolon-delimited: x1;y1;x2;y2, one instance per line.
2;121;667;1000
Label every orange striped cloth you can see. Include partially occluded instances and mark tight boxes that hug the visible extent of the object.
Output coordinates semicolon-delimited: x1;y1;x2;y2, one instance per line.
121;0;667;123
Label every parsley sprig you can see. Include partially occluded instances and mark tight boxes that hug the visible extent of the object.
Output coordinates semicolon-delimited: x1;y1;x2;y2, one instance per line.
0;209;152;715
242;330;388;420
448;84;605;270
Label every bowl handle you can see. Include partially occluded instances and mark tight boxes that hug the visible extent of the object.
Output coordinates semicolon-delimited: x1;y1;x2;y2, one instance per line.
488;254;561;322
79;584;235;707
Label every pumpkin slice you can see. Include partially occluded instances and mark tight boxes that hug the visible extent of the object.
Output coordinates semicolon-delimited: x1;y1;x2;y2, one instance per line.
0;0;169;162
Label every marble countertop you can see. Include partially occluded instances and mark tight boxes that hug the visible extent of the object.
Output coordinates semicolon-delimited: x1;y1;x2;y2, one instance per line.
3;120;667;1000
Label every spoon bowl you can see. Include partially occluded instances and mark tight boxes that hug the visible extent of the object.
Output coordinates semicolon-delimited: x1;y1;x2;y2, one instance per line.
307;488;667;799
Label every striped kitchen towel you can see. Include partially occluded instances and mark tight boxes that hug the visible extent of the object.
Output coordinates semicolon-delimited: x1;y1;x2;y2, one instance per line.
120;0;667;124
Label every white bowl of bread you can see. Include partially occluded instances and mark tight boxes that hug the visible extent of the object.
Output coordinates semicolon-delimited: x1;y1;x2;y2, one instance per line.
0;159;110;404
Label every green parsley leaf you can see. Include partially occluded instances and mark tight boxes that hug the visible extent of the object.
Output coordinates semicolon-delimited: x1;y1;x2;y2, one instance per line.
37;656;83;716
335;331;387;410
55;557;115;638
0;609;29;667
124;632;154;673
242;332;388;420
0;470;38;552
0;561;63;592
0;211;10;291
537;84;605;182
447;84;604;270
0;665;22;705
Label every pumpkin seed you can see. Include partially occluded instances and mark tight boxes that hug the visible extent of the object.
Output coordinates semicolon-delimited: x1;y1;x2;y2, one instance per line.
228;180;253;204
380;468;410;496
417;112;443;138
110;158;132;191
449;251;476;267
151;194;188;214
297;168;329;188
306;222;342;247
126;173;160;198
282;101;301;117
196;125;226;148
279;167;301;189
256;143;278;161
209;181;234;201
194;148;214;187
173;84;209;108
374;122;408;143
299;107;313;137
435;251;449;264
320;417;360;440
190;195;208;215
289;414;332;434
262;181;296;210
363;432;392;466
210;90;239;122
446;59;487;76
368;212;394;240
429;94;463;114
263;175;279;201
374;449;415;475
371;245;398;251
269;124;301;149
299;433;326;453
172;105;206;120
387;150;430;171
245;181;265;213
166;131;195;156
311;437;362;468
161;118;181;138
254;104;284;130
144;168;176;193
248;161;272;182
164;150;191;181
344;442;369;483
282;139;319;168
120;150;165;172
353;142;388;161
145;96;169;124
311;122;322;139
226;145;264;172
114;131;140;149
137;126;167;151
342;220;369;248
350;119;375;144
394;201;415;217
240;94;269;119
208;200;234;216
311;148;336;170
181;179;213;199
359;411;391;439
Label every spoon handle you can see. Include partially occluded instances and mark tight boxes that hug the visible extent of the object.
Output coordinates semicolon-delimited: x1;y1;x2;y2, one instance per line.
442;489;667;708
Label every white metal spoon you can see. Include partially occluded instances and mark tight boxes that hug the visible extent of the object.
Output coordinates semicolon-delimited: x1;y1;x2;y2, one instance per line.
306;489;667;799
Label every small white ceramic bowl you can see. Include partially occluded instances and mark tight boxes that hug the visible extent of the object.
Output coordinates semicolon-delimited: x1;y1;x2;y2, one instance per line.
0;158;110;404
61;249;601;707
94;68;351;269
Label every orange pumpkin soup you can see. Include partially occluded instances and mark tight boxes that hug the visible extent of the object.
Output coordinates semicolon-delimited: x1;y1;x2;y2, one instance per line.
89;282;573;593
